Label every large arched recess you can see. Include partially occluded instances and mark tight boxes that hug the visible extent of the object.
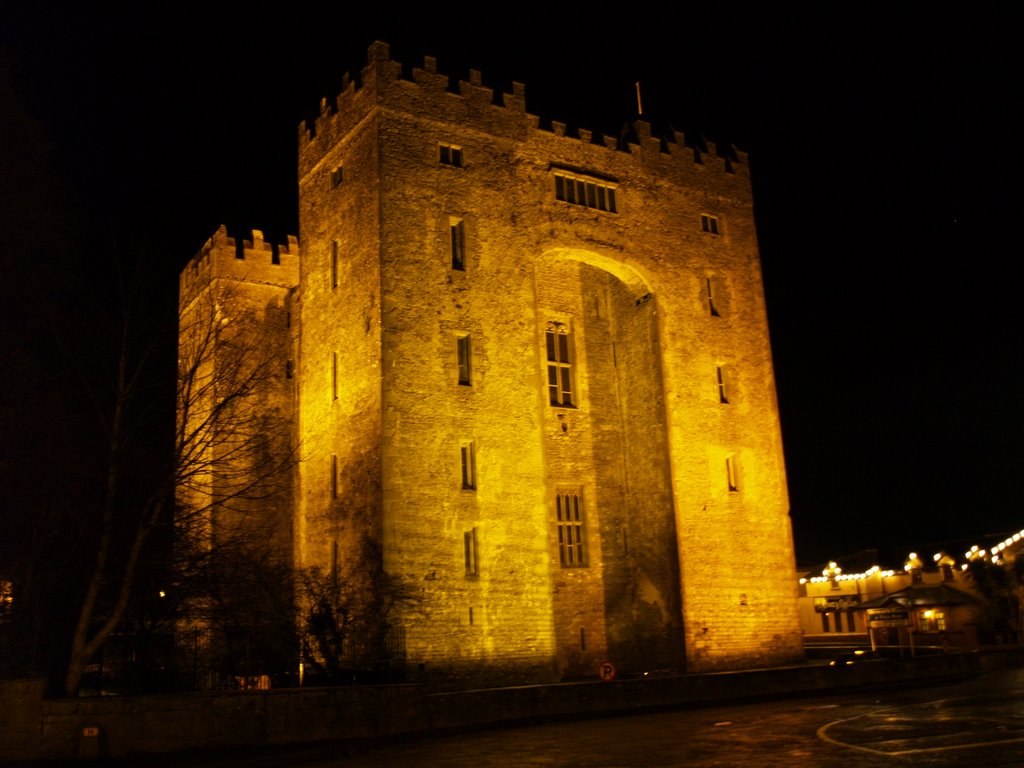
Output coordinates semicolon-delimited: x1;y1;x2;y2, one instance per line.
534;247;685;677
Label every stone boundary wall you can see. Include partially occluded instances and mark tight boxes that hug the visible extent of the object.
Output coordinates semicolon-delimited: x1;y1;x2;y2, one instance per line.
0;654;986;761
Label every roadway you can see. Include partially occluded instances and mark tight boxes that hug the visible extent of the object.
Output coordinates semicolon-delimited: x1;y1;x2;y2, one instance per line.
94;665;1024;767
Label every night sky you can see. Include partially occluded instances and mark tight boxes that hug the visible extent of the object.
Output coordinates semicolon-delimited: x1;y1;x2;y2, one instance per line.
3;7;1020;566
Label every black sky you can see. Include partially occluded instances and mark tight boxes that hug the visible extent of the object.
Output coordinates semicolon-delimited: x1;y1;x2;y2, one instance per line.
3;7;1021;565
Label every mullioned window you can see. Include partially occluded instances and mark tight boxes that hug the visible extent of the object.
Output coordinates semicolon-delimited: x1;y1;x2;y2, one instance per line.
554;171;617;213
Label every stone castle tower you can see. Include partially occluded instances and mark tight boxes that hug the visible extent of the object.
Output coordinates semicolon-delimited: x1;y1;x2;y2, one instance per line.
180;41;802;683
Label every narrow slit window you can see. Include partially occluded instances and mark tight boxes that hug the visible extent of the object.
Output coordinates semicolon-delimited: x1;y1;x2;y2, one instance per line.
331;241;339;288
332;352;338;400
331;454;338;499
556;490;587;567
726;454;739;493
331;166;343;187
706;277;720;317
457;334;472;386
450;218;465;271
716;365;729;404
461;441;476;490
464;527;479;577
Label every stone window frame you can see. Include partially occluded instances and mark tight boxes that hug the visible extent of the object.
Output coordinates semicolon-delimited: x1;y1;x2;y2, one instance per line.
331;352;338;401
553;170;617;213
450;217;466;271
545;321;575;408
456;333;472;386
700;213;720;234
331;241;339;289
555;488;588;568
716;364;729;404
705;276;722;317
726;454;740;493
439;143;463;168
464;527;479;577
460;440;476;490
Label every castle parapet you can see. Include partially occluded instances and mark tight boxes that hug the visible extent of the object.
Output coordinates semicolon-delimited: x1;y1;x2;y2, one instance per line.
299;42;749;187
179;225;299;302
299;41;748;184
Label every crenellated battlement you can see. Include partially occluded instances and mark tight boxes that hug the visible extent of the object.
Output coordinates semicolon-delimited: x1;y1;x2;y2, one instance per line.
299;41;746;183
179;225;299;302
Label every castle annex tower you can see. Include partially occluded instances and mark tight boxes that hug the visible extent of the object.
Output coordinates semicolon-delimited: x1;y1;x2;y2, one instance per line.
294;42;802;680
177;227;299;623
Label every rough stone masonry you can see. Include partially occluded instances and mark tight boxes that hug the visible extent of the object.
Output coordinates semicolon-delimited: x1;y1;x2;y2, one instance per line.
180;41;803;686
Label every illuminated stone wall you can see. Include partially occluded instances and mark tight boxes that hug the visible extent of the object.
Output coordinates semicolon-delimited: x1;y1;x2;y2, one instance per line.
183;40;801;682
177;225;298;568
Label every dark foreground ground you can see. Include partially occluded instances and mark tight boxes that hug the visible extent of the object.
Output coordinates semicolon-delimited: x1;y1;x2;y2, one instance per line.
76;666;1024;768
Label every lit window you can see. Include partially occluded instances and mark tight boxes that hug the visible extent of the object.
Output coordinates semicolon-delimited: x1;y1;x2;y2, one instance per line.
726;454;739;493
919;609;946;632
553;171;617;213
706;277;721;317
439;143;463;167
545;323;574;407
716;365;729;404
450;218;465;271
556;490;587;567
464;527;479;577
0;580;12;617
331;166;343;187
457;334;472;386
701;214;720;234
461;441;476;490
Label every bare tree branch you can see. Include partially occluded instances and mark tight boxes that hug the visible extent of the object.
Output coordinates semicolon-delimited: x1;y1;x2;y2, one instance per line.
63;270;296;696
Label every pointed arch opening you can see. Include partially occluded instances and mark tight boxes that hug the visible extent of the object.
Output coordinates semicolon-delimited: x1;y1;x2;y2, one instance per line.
535;248;683;677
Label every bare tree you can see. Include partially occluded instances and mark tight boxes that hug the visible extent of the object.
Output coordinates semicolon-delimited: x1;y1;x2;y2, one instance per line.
967;557;1024;645
298;536;420;684
63;268;295;696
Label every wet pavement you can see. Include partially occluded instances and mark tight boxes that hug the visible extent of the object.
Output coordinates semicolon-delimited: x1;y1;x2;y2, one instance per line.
87;666;1024;767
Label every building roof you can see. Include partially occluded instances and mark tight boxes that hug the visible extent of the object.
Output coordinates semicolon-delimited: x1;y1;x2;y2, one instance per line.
857;583;980;611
